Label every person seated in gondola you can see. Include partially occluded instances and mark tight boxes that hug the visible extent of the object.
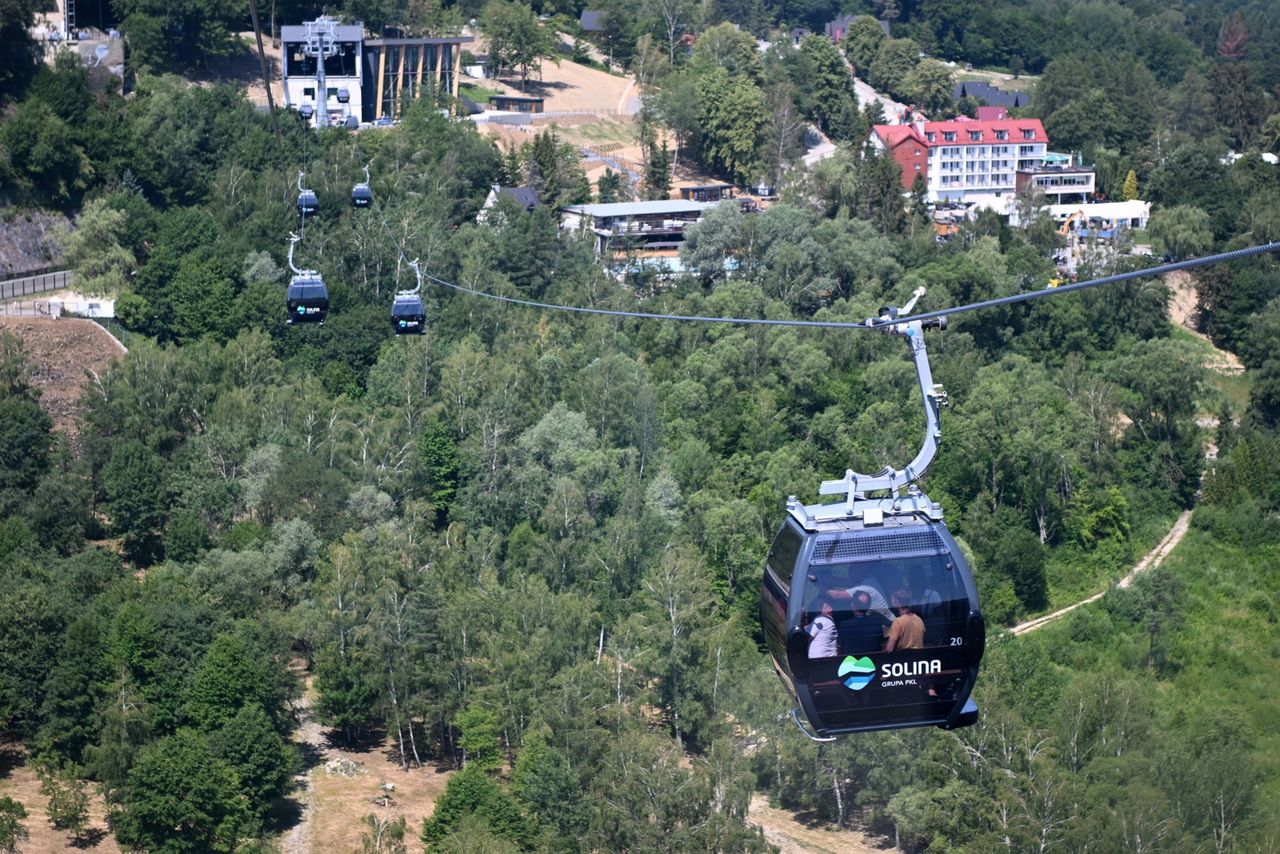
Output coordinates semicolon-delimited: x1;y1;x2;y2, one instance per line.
826;574;894;625
884;590;925;652
805;597;838;659
837;590;888;654
916;573;947;647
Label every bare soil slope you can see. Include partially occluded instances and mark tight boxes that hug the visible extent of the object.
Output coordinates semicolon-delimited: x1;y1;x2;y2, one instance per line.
0;317;125;444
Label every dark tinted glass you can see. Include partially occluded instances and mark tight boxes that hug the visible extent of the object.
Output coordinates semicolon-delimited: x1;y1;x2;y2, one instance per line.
797;534;974;731
761;524;800;681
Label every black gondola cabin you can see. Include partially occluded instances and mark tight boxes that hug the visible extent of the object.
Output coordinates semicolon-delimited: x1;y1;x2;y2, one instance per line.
297;189;319;217
287;273;329;324
762;497;985;738
391;293;425;334
352;184;373;208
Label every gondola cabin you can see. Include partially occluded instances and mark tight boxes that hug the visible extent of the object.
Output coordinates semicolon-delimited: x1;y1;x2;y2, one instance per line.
352;183;373;208
297;189;319;217
344;116;359;130
299;104;314;121
762;495;985;738
336;87;351;104
286;273;329;324
391;293;425;334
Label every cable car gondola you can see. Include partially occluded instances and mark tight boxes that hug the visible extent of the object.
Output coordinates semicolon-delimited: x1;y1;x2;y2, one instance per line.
299;104;314;121
296;171;319;218
285;234;329;325
344;115;360;130
351;164;372;209
391;259;426;334
761;290;985;740
336;87;350;104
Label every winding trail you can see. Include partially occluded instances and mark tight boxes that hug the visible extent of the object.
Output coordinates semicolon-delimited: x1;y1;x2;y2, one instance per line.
1010;510;1193;636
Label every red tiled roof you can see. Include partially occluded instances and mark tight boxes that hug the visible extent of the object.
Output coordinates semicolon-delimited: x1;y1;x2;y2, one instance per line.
873;118;1048;147
873;125;925;147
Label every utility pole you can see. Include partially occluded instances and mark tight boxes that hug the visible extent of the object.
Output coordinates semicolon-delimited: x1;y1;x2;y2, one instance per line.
301;17;340;128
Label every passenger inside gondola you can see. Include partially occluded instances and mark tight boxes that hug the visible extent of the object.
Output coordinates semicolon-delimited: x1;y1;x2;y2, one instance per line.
805;598;838;659
837;590;888;653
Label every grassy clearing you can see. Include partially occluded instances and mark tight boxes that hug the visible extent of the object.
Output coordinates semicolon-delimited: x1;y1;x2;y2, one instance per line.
560;117;634;146
1042;507;1181;611
1033;522;1280;842
955;68;1039;87
459;82;503;104
1168;324;1252;412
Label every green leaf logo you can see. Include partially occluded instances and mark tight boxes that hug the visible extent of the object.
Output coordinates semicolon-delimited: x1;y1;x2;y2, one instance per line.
838;655;876;691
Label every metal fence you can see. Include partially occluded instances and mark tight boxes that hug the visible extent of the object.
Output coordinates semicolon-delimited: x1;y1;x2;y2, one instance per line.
0;270;72;301
0;299;60;318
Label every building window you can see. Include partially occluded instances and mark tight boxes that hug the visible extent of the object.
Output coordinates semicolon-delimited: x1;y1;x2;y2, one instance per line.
969;131;982;141
995;130;1008;140
943;132;956;141
914;163;921;170
303;87;315;98
925;132;935;142
915;149;923;156
1022;129;1036;140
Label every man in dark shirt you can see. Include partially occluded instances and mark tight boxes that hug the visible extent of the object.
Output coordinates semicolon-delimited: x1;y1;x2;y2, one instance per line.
837;590;888;654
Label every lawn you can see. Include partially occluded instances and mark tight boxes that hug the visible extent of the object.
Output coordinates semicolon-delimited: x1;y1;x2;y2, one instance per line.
458;82;503;104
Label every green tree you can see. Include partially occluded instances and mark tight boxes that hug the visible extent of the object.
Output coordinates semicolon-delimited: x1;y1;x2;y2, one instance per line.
102;440;167;565
417;420;463;520
868;38;920;101
420;764;531;847
455;705;503;772
843;15;885;75
690;23;762;82
903;59;955;116
796;35;856;137
56;198;137;296
208;705;298;828
185;630;281;732
512;734;583;842
480;0;554;87
1148;205;1212;260
1122;169;1139;201
38;765;90;842
359;814;408;853
111;729;248;854
596;168;631;203
0;99;91;203
0;333;53;508
113;0;242;70
695;69;767;182
0;797;28;854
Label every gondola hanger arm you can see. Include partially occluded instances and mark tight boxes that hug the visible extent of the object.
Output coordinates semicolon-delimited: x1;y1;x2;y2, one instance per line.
813;289;948;518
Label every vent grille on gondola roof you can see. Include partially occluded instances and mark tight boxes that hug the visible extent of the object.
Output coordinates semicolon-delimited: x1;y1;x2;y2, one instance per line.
810;529;945;564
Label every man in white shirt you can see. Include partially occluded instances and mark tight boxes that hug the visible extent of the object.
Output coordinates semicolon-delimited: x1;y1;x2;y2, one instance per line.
806;598;838;659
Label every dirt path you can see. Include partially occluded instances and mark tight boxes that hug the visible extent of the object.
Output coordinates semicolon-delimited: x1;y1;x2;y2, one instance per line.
1166;271;1244;374
280;691;325;854
1010;510;1192;636
748;795;884;853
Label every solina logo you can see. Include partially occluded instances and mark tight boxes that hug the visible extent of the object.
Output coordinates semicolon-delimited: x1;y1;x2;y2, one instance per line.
838;656;876;691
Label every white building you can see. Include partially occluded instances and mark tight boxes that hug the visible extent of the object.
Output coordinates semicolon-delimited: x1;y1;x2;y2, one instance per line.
871;117;1050;203
281;19;366;129
281;18;472;128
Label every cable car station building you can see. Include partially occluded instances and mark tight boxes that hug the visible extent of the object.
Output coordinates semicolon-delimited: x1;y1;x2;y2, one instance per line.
282;18;471;126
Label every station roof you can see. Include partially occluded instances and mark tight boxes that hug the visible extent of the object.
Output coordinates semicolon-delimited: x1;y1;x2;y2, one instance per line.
562;200;719;217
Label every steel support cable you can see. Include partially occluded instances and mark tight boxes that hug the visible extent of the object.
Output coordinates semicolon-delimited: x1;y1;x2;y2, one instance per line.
371;199;1280;331
888;240;1280;327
